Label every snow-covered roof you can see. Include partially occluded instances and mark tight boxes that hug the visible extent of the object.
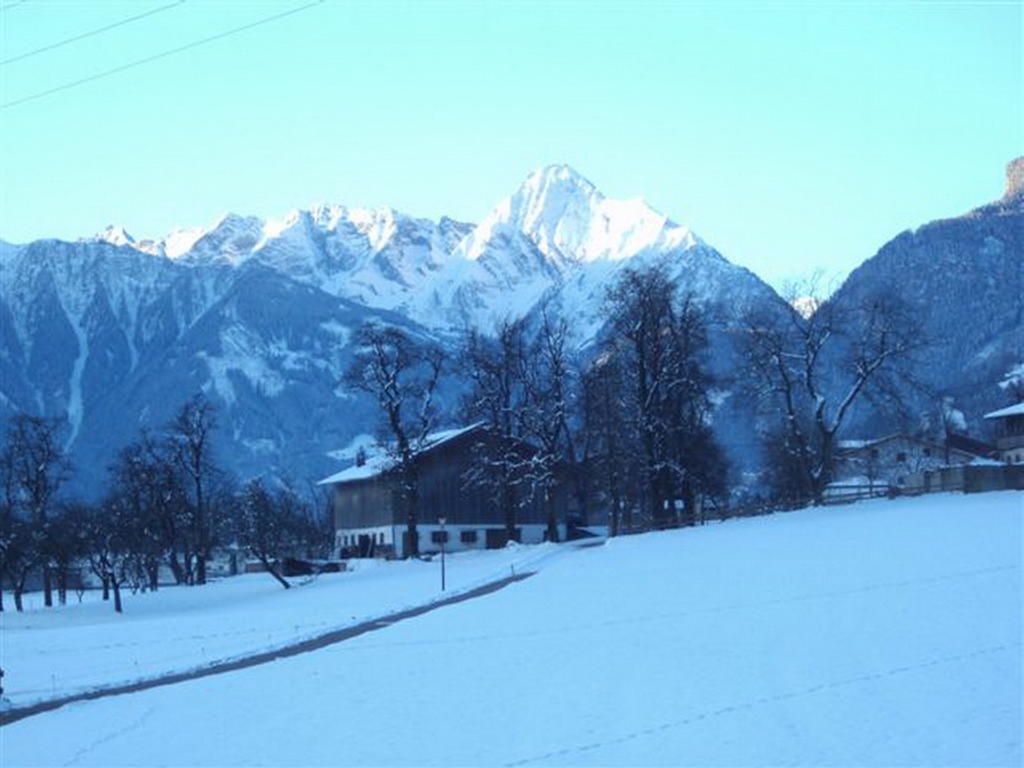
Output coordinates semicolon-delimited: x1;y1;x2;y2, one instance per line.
825;476;890;489
836;435;907;452
835;433;984;458
316;454;392;486
316;423;485;486
983;402;1024;419
969;456;1005;467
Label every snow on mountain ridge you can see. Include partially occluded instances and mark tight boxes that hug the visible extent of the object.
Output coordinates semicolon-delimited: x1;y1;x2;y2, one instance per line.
56;165;727;334
400;164;741;331
0;165;781;495
93;224;135;247
463;164;700;267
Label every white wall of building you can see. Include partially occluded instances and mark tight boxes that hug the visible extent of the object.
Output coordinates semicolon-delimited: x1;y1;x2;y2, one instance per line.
335;525;394;555
337;522;568;558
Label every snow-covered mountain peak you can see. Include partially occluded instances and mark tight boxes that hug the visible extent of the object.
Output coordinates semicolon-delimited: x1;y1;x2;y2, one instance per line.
93;224;135;247
505;164;603;259
161;225;208;259
178;213;263;265
459;164;699;268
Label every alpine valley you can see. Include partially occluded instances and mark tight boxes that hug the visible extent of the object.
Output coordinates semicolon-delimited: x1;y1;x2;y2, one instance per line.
1;163;1020;496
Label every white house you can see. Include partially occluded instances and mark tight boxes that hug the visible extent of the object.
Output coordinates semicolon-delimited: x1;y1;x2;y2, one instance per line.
833;433;989;491
983;401;1024;464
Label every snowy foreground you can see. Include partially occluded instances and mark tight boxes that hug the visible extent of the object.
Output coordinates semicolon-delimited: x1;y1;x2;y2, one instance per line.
1;544;562;706
2;492;1021;767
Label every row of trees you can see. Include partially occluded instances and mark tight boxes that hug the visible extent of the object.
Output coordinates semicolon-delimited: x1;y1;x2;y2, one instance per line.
1;265;923;602
348;265;924;551
347;263;731;553
0;397;331;613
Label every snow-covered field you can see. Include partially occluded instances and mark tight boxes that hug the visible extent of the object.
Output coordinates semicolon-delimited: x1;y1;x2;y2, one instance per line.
0;543;565;706
2;492;1021;767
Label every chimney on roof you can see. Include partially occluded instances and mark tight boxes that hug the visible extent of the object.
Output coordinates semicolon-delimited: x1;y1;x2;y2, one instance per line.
355;447;367;467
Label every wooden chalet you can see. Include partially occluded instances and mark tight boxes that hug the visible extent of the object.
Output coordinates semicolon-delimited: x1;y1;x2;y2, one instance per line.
317;424;570;558
984;402;1024;464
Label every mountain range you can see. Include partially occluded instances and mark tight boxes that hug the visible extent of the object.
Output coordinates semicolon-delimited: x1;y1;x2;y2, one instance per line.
0;162;1019;496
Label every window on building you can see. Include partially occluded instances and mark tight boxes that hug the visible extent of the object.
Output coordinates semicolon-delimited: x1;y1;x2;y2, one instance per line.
870;448;879;459
460;530;478;544
431;531;449;544
896;452;907;462
378;532;384;544
923;448;931;457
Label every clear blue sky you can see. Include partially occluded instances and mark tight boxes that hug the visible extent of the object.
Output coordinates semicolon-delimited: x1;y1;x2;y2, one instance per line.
1;0;1020;289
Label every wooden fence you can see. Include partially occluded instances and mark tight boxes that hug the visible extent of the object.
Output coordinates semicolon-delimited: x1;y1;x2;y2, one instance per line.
613;465;1024;536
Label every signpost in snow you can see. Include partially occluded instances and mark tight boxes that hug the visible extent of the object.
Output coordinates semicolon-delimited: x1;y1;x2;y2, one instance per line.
439;516;447;591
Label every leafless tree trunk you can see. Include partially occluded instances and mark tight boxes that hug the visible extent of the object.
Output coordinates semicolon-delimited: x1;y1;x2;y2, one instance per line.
168;395;219;584
3;415;70;609
602;265;723;528
742;278;925;503
346;324;445;558
462;320;530;542
521;308;574;543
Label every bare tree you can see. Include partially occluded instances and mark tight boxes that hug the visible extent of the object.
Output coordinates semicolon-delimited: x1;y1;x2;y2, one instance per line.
237;479;314;589
0;449;35;611
520;309;575;542
3;414;71;607
581;352;632;536
461;319;533;542
109;435;190;589
168;395;219;584
47;503;89;605
603;265;724;527
82;499;134;614
345;324;445;558
742;281;924;503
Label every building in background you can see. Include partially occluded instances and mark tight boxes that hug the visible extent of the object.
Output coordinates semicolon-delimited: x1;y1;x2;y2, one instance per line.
984;402;1024;464
318;424;570;558
832;433;993;492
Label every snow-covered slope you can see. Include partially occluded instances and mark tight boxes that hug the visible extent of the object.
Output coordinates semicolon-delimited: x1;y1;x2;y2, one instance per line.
0;166;780;494
1;542;567;707
2;492;1019;766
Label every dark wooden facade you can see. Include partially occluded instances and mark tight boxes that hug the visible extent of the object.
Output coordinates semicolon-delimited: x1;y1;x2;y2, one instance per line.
329;425;570;556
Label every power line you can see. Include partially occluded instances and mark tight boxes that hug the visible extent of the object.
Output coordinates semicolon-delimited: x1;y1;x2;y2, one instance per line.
0;1;29;11
1;1;186;68
1;0;325;110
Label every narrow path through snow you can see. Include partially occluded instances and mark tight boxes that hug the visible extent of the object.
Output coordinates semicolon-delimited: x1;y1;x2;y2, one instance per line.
0;571;534;727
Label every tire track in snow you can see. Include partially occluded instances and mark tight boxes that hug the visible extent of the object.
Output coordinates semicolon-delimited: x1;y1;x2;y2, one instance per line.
0;572;535;727
504;643;1021;766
